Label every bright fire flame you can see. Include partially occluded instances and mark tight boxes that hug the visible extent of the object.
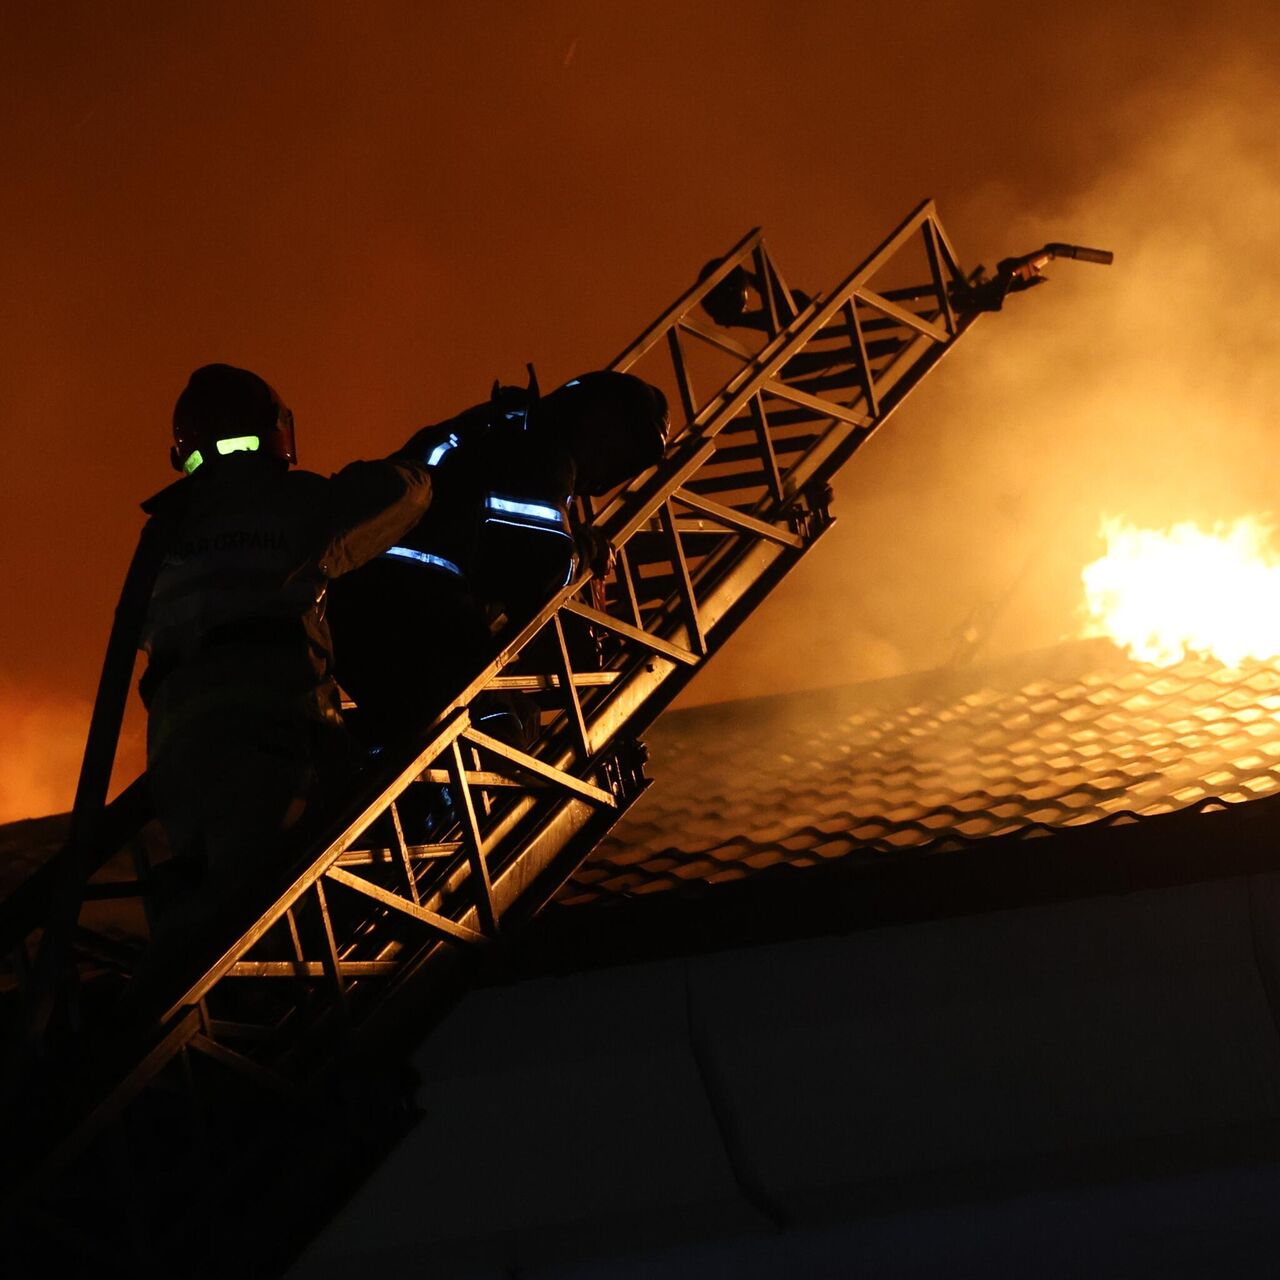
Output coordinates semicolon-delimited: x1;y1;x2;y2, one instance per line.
1082;515;1280;667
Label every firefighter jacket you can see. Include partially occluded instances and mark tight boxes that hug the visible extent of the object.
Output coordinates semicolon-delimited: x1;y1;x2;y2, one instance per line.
388;397;580;617
138;453;432;703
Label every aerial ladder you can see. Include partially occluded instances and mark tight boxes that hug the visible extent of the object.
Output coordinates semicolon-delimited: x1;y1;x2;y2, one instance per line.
0;202;1110;1273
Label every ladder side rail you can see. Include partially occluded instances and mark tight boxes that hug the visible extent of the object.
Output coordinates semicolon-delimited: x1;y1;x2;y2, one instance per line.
15;215;956;1059
347;214;980;1055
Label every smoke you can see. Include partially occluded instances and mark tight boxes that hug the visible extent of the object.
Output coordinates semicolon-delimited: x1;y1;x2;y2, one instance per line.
689;50;1280;705
0;681;144;825
5;3;1278;801
945;56;1280;654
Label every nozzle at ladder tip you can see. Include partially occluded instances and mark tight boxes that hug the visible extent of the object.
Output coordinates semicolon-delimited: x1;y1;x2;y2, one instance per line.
1044;242;1115;266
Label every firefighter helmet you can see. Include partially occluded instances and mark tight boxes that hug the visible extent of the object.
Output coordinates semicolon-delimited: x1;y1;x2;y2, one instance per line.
536;371;669;496
171;363;297;474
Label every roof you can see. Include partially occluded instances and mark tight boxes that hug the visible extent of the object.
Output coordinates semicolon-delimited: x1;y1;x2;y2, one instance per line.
561;637;1280;907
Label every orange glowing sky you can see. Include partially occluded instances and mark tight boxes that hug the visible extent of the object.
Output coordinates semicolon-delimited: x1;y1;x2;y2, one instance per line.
3;1;1279;822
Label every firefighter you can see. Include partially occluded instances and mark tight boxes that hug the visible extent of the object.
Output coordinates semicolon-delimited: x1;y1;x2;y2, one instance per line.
139;363;434;926
328;370;669;749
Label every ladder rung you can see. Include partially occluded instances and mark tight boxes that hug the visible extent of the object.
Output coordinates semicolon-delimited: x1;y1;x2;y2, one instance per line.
337;841;462;867
227;959;400;978
486;672;619;691
417;769;540;789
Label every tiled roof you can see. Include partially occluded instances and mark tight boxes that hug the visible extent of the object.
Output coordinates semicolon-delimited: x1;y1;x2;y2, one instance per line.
561;638;1280;905
8;640;1280;925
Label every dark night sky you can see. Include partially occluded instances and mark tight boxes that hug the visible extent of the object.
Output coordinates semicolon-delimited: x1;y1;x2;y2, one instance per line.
3;0;1279;820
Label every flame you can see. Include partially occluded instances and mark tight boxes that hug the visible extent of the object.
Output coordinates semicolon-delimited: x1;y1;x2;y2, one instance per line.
1081;515;1280;667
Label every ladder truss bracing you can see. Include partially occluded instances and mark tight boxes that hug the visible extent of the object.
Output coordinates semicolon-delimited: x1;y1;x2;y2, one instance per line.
2;199;979;1268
